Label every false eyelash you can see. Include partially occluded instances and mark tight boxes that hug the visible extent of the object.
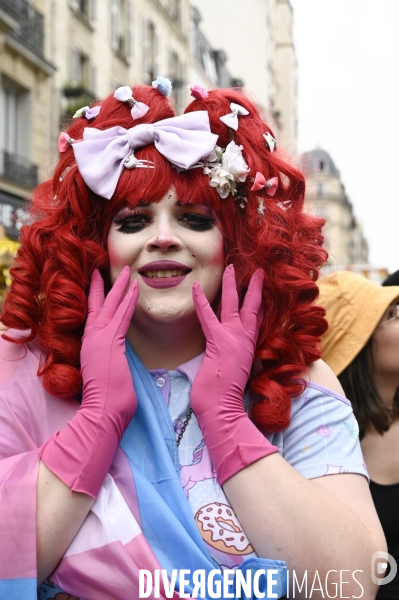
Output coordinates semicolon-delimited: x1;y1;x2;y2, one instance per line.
113;210;147;224
179;213;217;231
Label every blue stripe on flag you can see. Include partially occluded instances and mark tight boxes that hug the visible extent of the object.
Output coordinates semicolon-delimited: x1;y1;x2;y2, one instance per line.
0;577;36;598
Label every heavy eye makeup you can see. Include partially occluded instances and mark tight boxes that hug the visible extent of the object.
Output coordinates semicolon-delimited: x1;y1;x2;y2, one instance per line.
113;210;151;233
113;207;217;234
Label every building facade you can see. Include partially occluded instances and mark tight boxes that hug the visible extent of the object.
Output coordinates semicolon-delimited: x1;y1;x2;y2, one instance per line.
0;0;55;235
301;148;369;269
0;0;56;305
190;5;238;93
191;0;298;149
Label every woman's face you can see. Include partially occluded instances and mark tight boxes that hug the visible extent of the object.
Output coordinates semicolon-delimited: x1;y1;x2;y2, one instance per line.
107;188;225;325
372;301;399;388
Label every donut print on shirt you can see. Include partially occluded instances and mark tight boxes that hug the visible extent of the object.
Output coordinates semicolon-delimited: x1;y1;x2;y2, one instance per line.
195;502;254;555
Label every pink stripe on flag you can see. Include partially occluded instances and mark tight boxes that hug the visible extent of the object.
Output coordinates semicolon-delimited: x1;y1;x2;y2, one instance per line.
0;451;39;579
53;534;191;600
109;446;142;527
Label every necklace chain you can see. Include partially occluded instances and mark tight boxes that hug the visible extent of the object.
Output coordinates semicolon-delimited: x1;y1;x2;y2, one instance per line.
176;407;193;447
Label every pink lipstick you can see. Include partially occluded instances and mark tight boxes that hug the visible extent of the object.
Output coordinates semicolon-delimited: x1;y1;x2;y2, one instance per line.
138;260;192;289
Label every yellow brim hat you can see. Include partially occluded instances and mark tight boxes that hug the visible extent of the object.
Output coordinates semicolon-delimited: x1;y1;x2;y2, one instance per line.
317;271;399;376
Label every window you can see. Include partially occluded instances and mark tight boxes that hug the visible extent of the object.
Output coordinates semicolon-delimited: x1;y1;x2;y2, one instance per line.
169;0;181;23
315;203;328;219
71;48;89;86
316;182;324;199
78;0;89;15
71;0;96;25
69;47;96;93
1;77;31;160
169;49;185;112
1;78;37;188
111;0;133;60
143;18;159;83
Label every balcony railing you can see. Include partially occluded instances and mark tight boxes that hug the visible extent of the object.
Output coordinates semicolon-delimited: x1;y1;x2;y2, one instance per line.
0;0;44;57
0;151;38;189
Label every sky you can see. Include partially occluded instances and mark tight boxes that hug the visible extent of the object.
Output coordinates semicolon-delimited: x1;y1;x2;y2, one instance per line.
289;0;399;273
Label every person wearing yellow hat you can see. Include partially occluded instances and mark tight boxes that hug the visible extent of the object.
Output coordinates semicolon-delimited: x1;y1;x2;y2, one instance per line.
318;270;399;600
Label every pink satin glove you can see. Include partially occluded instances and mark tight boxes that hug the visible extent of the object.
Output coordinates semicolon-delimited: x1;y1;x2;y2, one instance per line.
191;265;279;486
39;266;139;498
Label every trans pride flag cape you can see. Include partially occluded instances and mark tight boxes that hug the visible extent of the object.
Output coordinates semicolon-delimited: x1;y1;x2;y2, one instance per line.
0;336;287;599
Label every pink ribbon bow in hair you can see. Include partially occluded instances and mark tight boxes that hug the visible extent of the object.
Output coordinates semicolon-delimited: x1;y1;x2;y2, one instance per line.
58;132;76;152
72;112;219;199
250;172;279;196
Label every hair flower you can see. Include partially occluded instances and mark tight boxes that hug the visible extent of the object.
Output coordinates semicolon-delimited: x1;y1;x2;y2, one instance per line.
221;141;250;183
202;146;222;164
203;141;249;198
73;105;102;120
204;165;235;199
189;84;209;100
114;86;150;119
152;76;172;97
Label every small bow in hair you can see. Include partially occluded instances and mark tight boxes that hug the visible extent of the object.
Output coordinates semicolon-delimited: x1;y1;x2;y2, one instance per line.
58;132;75;152
220;103;249;131
114;86;150;120
250;172;279;196
73;105;101;120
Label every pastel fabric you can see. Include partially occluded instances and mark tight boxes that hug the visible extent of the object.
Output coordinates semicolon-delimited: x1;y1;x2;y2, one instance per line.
149;354;368;570
0;335;286;600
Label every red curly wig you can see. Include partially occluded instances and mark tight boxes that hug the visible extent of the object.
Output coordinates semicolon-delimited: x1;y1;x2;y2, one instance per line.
1;84;327;432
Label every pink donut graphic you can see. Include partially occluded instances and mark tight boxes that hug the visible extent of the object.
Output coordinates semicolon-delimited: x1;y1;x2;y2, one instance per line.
195;502;254;555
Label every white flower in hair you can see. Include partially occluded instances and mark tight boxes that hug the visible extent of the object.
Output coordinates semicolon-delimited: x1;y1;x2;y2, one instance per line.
202;146;222;164
202;142;249;198
204;165;234;199
221;141;250;183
